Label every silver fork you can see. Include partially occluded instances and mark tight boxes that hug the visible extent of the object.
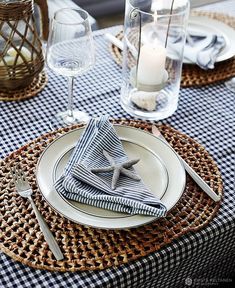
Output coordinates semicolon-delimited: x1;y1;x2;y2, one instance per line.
11;166;64;261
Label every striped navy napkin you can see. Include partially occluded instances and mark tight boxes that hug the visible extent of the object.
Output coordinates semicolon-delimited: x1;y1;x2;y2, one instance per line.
55;116;167;217
183;32;226;70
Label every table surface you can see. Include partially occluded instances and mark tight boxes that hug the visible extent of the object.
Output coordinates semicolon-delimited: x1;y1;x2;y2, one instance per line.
0;1;235;288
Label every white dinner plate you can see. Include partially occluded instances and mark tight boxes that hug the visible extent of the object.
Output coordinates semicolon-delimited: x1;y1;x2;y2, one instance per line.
36;125;186;229
184;16;235;64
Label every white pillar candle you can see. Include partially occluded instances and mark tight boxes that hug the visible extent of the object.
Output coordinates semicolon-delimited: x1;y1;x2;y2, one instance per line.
137;44;167;86
8;46;31;60
0;46;32;66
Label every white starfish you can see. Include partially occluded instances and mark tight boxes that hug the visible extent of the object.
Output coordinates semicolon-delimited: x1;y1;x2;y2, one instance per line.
91;150;141;190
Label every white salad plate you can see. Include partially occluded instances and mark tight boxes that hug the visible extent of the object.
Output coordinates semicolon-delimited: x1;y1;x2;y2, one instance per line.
36;125;186;229
185;16;235;64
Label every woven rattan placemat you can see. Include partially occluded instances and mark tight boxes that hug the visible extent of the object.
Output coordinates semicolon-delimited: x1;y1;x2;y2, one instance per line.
110;12;235;87
0;119;223;272
0;71;47;101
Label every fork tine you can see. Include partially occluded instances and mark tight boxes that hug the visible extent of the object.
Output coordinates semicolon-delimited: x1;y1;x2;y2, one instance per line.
10;164;24;184
18;167;26;182
10;165;18;183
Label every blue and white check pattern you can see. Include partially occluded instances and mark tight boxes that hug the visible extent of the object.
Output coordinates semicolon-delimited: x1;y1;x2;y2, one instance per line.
1;2;235;287
55;116;167;217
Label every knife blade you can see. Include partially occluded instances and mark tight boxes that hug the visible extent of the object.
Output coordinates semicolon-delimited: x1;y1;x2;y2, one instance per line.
151;125;221;202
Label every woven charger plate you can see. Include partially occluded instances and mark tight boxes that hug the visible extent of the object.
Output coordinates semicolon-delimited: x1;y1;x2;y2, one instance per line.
110;11;235;87
0;119;223;272
0;71;47;101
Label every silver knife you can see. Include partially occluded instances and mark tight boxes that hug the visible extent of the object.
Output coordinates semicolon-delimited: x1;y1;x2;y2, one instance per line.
152;125;221;202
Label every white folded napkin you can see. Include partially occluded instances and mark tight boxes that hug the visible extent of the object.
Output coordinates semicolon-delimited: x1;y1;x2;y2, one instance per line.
183;31;226;69
55;116;167;217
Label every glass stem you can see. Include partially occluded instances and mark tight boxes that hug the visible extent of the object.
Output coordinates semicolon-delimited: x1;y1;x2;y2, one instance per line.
67;76;74;118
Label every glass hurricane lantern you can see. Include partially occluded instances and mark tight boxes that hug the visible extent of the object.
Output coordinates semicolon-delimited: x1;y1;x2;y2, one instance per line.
121;0;190;120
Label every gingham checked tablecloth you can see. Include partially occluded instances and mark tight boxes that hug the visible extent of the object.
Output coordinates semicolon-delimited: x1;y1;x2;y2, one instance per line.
1;3;235;288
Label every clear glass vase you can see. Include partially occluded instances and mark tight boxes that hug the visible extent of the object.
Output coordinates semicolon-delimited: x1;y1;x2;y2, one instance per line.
121;0;190;120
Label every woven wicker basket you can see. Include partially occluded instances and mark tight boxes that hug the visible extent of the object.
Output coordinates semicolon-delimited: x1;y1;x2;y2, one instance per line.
0;0;49;90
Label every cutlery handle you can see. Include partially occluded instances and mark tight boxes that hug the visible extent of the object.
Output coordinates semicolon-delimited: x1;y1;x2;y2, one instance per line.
29;198;64;260
156;132;220;202
104;33;124;50
104;33;138;58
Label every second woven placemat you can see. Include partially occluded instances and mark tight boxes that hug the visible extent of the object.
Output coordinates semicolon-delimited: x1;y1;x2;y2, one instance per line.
0;71;48;101
110;12;235;87
0;119;223;272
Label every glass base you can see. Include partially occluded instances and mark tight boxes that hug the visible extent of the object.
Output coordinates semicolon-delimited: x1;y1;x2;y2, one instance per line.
121;90;178;121
49;110;90;130
225;78;235;92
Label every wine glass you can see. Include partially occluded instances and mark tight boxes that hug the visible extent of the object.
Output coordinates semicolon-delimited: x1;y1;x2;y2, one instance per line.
46;8;95;128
